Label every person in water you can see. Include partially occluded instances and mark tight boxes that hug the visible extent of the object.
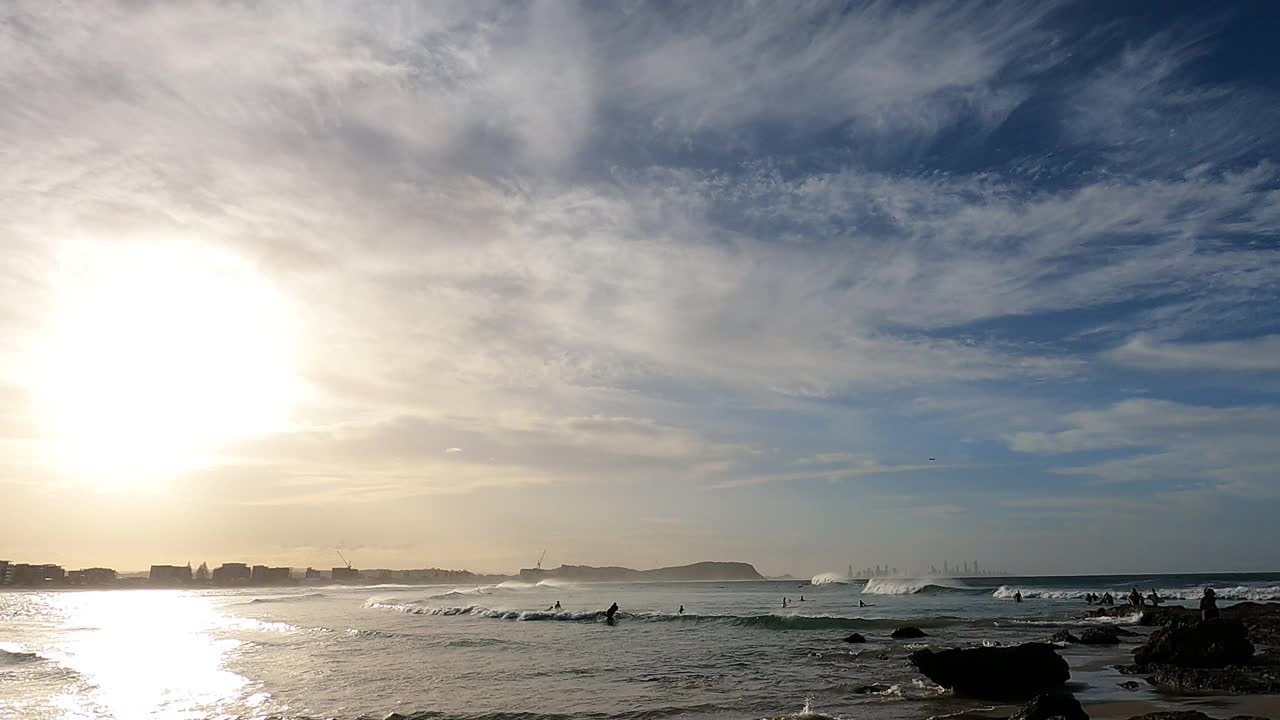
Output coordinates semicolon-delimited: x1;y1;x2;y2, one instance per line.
1101;592;1114;606
1014;591;1023;603
678;605;684;614
1128;587;1144;608
1200;588;1219;621
782;597;788;608
555;601;562;610
858;600;866;608
605;602;619;624
1147;589;1162;607
799;595;805;602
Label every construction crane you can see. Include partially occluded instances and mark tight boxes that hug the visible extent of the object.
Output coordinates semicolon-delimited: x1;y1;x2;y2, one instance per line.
336;549;352;569
536;549;547;570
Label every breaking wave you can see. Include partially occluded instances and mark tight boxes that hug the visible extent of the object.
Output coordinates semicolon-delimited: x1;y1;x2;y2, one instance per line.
0;649;45;665
992;585;1280;601
861;578;978;595
809;573;849;585
365;601;965;631
245;593;328;604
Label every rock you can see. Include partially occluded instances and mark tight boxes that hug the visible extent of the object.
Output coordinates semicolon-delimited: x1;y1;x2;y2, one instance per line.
852;683;891;694
1117;680;1141;690
1125;714;1270;720
1050;629;1080;644
891;626;927;639
384;714;409;720
1145;664;1280;694
842;632;866;643
1078;627;1122;645
1009;689;1088;720
1133;619;1254;669
1131;707;1269;712
1115;627;1139;637
909;643;1070;699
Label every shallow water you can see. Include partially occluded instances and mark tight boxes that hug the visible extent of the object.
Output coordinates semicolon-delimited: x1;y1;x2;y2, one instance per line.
2;573;1278;720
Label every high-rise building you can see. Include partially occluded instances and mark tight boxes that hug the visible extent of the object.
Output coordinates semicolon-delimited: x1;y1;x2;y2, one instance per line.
149;565;193;584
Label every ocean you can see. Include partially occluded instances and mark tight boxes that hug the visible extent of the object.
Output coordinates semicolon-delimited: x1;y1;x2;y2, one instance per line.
3;573;1279;720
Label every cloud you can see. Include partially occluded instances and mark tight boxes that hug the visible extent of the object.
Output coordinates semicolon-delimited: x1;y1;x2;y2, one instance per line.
444;447;462;454
1009;399;1280;496
1106;334;1280;371
711;457;952;490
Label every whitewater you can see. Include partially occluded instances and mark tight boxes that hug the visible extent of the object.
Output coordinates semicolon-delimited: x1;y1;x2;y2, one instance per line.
2;572;1279;720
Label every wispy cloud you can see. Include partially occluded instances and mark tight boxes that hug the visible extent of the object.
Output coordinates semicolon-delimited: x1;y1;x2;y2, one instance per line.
1106;334;1280;371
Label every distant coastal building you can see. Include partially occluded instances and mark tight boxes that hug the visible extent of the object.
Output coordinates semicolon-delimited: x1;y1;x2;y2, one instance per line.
0;560;9;585
331;566;360;582
149;564;193;584
212;563;252;586
304;567;321;580
67;568;118;586
9;564;65;585
251;565;292;585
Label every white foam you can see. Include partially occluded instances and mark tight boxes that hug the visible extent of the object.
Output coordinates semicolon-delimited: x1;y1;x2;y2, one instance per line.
809;572;849;585
861;577;963;595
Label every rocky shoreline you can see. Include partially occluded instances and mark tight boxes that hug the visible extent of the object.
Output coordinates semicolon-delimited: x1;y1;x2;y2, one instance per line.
906;602;1280;720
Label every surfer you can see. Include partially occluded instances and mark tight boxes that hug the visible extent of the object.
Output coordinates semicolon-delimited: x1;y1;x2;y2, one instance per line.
1128;587;1144;608
1014;591;1023;603
604;602;619;625
799;595;805;602
1200;588;1219;621
1148;589;1162;606
555;600;561;610
859;600;866;608
678;605;684;614
1101;592;1114;606
782;597;788;608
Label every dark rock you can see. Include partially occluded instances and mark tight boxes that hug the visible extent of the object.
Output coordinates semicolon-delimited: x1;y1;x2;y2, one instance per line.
852;683;891;694
1050;629;1080;644
842;632;866;643
909;643;1069;699
1131;707;1269;712
1145;664;1280;694
1133;619;1254;669
1009;689;1087;720
891;626;927;639
1117;680;1141;690
1115;627;1139;637
1078;627;1122;645
1125;714;1270;720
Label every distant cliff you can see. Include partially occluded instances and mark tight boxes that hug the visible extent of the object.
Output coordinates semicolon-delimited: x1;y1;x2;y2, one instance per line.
518;561;765;582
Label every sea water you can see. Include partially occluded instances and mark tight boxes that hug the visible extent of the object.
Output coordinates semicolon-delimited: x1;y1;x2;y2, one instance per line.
3;573;1279;720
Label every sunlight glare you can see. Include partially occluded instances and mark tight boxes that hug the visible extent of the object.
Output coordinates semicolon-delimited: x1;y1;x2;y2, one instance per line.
32;239;296;486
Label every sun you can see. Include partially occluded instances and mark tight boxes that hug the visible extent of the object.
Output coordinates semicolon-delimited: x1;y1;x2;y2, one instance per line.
31;239;296;487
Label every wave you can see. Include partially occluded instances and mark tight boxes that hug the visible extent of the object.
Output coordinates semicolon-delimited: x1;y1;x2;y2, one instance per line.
245;592;327;604
365;601;965;631
809;572;849;585
991;585;1280;601
861;578;978;595
0;649;46;665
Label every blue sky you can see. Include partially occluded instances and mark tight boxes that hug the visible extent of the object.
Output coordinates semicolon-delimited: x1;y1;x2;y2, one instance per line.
1;1;1278;575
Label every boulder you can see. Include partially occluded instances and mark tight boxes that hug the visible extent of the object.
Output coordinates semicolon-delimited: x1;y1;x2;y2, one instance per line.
909;643;1069;699
842;632;867;643
1009;690;1088;720
1133;619;1254;669
1050;630;1080;644
1078;627;1122;645
891;626;927;639
1117;680;1141;690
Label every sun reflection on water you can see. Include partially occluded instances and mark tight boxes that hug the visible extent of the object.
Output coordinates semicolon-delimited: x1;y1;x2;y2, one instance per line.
49;591;256;719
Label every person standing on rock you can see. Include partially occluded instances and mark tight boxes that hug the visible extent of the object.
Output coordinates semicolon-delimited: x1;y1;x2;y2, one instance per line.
1200;587;1219;620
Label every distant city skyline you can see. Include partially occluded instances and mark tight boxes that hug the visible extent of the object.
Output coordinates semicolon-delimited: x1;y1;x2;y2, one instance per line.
3;2;1280;576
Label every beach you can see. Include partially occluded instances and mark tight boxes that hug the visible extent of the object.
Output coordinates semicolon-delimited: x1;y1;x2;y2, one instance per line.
2;573;1279;720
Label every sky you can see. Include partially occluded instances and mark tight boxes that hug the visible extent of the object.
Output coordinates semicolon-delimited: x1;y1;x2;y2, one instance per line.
2;1;1279;577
